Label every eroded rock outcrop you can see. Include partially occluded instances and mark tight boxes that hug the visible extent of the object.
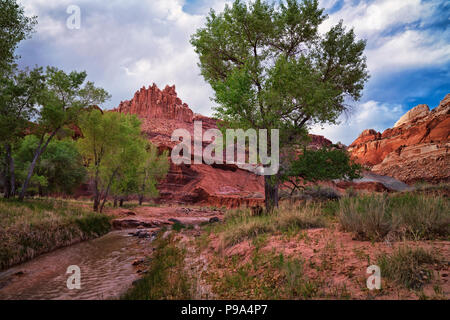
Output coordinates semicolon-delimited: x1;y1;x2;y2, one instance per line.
115;84;193;123
348;94;450;184
114;84;341;207
115;84;265;207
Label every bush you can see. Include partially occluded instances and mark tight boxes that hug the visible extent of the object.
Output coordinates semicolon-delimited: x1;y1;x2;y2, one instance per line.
338;195;391;241
377;246;438;289
220;205;325;247
339;194;449;241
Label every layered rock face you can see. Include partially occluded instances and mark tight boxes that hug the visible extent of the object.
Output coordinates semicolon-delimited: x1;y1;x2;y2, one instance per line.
115;84;265;207
115;84;342;206
116;84;193;123
348;94;450;184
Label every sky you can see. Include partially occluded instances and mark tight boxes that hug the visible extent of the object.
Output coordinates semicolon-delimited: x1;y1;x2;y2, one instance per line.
17;0;450;145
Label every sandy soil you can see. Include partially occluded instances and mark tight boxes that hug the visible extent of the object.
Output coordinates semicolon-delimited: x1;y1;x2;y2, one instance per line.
197;225;449;300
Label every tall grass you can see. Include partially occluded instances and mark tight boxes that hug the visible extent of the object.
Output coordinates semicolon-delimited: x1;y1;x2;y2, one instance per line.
0;198;111;270
377;246;438;289
339;194;449;241
122;235;191;300
220;204;326;247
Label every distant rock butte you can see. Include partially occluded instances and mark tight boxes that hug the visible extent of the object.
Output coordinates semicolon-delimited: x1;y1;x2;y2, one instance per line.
348;94;450;184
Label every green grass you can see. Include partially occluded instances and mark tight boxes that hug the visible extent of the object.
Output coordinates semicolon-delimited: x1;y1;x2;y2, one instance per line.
121;235;192;300
209;248;330;300
377;246;439;290
217;204;326;247
0;198;111;270
338;193;449;241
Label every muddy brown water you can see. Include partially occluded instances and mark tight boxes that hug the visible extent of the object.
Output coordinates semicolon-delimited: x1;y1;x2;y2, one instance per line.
0;230;152;300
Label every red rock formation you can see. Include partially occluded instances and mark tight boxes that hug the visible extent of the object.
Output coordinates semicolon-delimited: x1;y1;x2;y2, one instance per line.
348;94;450;184
115;84;193;123
113;84;343;207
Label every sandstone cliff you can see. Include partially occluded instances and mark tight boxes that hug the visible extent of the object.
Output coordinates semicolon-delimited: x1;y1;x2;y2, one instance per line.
348;94;450;184
114;84;341;207
114;84;265;207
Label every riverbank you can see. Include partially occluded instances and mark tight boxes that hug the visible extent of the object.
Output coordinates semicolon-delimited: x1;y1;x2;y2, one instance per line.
0;198;111;270
123;192;449;300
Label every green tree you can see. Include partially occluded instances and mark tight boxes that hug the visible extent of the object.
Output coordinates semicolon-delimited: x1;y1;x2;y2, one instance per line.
0;67;45;197
77;110;146;212
191;0;369;212
18;67;110;201
109;142;169;207
136;143;169;205
0;0;36;75
14;135;86;195
0;0;38;197
284;146;362;194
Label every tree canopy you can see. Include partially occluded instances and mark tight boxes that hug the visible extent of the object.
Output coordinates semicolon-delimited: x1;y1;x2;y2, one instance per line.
77;110;169;212
285;146;362;194
0;0;36;74
14;135;86;195
191;0;369;211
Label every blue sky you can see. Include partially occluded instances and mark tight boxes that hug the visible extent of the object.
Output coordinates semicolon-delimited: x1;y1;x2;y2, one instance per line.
17;0;450;144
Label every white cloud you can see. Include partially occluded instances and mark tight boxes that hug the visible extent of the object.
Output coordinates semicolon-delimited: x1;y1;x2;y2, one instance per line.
310;101;405;145
319;0;450;73
366;29;450;73
19;0;229;115
17;0;448;144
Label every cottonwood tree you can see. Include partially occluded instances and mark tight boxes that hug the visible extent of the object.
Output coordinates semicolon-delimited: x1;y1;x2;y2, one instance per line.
109;142;169;207
0;67;45;197
14;135;86;196
191;0;369;212
77;110;145;212
0;0;36;75
136;143;169;206
18;67;110;201
0;0;38;197
284;146;362;195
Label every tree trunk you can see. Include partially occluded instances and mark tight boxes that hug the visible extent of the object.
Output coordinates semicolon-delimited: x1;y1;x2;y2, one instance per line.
5;144;15;197
113;197;118;208
99;169;118;213
38;185;44;197
138;195;143;206
19;129;59;201
264;175;279;214
3;168;10;199
93;194;100;212
119;198;124;207
18;148;40;201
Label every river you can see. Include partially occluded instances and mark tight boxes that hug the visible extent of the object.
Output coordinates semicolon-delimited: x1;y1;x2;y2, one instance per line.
0;230;152;300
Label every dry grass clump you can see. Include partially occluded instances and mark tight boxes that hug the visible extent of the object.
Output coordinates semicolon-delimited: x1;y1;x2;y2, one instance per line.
220;204;325;247
339;194;449;241
377;246;439;290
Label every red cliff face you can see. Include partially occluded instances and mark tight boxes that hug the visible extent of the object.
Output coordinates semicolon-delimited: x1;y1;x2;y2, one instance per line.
114;84;343;207
116;84;193;123
348;94;450;184
115;84;265;208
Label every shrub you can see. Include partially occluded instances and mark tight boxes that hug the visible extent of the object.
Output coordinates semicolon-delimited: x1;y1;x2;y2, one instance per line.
339;194;449;241
338;195;391;241
220;205;325;247
377;246;438;289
